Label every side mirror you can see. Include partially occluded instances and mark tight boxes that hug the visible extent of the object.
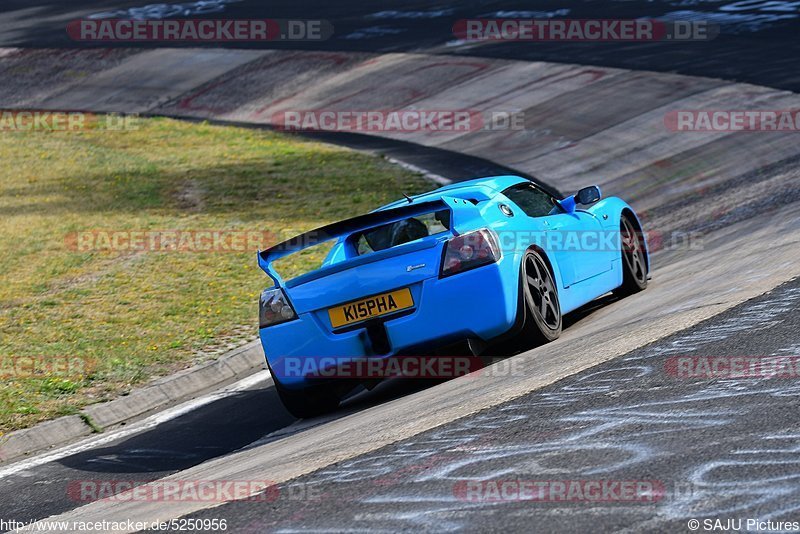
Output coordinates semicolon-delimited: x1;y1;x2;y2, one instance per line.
576;185;602;205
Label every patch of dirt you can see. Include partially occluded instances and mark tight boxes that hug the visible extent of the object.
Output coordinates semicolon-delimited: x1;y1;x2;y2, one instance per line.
173;179;206;211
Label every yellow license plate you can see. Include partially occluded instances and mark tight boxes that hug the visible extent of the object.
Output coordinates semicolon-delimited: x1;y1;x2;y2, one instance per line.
328;288;414;328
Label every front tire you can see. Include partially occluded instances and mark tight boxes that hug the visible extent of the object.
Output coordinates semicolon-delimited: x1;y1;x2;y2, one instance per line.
615;214;649;297
520;249;562;343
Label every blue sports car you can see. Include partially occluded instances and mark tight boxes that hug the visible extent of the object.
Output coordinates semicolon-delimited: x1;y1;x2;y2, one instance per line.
258;175;649;417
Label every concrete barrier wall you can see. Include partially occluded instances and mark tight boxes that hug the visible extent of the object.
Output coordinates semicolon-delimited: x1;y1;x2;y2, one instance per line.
3;48;798;213
2;46;797;290
151;51;800;210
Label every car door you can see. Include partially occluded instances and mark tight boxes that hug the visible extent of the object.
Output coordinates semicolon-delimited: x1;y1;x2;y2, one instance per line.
501;183;608;288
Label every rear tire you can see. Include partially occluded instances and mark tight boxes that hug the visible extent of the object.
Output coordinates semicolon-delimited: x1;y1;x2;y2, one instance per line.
271;372;339;419
615;214;649;297
520;249;562;344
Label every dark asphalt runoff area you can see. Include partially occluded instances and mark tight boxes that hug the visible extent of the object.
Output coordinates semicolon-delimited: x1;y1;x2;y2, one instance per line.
0;387;294;528
0;373;437;529
2;0;800;91
153;276;800;533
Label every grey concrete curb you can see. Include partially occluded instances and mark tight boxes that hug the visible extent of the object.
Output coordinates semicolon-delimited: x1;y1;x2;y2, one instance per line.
0;416;92;463
1;339;265;464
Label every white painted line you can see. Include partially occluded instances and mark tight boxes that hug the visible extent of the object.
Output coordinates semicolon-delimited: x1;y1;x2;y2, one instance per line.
0;371;272;480
386;157;451;185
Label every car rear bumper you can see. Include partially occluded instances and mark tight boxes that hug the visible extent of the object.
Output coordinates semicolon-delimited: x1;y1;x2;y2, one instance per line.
260;263;518;389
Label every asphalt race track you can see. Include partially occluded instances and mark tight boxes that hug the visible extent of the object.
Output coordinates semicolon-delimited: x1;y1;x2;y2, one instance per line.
1;0;800;91
3;271;800;530
2;1;800;533
0;365;447;524
159;278;800;532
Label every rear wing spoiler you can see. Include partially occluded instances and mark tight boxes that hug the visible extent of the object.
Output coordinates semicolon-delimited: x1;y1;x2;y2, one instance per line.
258;196;483;286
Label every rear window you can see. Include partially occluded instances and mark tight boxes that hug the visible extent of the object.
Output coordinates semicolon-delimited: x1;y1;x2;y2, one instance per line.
353;210;450;255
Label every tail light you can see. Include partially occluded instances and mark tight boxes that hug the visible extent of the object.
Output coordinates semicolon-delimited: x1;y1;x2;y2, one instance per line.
259;288;297;328
440;229;501;277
